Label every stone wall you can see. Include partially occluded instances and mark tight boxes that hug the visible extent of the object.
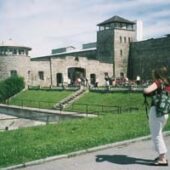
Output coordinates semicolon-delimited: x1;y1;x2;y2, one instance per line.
114;29;136;78
129;36;170;80
96;28;136;78
30;58;51;87
51;56;113;86
0;104;85;123
30;56;113;87
0;55;31;84
97;29;114;64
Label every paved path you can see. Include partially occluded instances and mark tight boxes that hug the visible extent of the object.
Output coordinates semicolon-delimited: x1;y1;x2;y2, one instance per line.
16;135;170;170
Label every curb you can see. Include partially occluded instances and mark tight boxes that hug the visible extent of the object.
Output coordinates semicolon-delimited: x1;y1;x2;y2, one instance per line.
3;131;170;170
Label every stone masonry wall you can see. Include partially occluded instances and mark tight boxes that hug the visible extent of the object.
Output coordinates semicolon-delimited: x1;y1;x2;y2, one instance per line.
51;56;113;86
129;36;170;80
30;56;113;87
30;59;51;87
96;28;136;78
0;55;31;84
114;29;136;78
97;29;114;63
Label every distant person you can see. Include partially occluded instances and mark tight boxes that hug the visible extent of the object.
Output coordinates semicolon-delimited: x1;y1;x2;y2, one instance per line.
95;78;99;88
112;78;116;87
143;66;170;166
136;75;141;85
68;78;71;86
104;74;110;91
85;78;89;88
77;78;81;86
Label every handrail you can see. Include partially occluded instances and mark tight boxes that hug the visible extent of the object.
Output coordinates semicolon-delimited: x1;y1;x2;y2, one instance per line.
2;99;140;115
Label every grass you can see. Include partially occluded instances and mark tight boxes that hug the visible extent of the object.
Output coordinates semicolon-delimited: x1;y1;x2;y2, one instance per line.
8;90;73;109
0;112;170;168
74;91;144;107
8;90;149;113
0;111;153;168
66;91;148;113
0;90;161;168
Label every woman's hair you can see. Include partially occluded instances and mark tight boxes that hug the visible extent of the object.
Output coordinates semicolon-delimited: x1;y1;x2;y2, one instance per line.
152;66;170;85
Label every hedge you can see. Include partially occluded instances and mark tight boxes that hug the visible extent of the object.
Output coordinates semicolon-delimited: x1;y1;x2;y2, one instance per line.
0;76;25;102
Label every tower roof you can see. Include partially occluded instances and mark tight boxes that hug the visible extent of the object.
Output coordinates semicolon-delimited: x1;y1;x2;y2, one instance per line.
97;15;135;26
0;39;31;50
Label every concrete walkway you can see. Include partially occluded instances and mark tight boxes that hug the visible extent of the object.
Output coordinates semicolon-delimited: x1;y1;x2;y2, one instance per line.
6;135;170;170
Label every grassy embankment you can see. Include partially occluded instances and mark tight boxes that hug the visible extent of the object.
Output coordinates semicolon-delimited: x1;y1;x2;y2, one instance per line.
65;91;147;113
8;90;73;109
9;90;147;112
1;90;169;168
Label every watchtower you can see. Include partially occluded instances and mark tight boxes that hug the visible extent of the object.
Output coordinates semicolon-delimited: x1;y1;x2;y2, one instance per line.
0;39;31;85
97;16;136;78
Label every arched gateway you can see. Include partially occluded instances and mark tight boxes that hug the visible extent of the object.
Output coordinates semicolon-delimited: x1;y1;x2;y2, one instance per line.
68;67;86;85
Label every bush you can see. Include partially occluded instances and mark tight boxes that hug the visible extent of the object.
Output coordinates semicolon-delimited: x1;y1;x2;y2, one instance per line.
0;76;25;102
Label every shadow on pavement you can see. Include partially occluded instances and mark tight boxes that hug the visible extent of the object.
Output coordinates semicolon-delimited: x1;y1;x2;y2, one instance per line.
96;154;154;166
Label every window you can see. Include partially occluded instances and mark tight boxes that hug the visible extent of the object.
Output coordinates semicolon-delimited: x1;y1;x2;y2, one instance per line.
120;36;122;43
104;24;110;30
9;49;13;55
38;71;44;80
10;70;17;77
99;26;104;31
18;49;21;55
124;37;126;43
128;37;131;43
111;23;115;28
13;49;17;55
3;48;7;55
56;73;63;86
122;23;126;29
120;49;123;56
127;24;134;30
75;56;79;61
90;74;96;85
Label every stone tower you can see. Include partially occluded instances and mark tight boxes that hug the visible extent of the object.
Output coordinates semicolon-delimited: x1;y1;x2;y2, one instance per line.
97;16;136;78
0;39;32;85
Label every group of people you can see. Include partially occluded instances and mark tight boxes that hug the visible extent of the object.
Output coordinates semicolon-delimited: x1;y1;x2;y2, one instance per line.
75;77;89;87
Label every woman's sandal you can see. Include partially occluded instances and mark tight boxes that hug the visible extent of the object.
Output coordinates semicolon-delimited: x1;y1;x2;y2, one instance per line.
154;159;168;166
154;157;159;161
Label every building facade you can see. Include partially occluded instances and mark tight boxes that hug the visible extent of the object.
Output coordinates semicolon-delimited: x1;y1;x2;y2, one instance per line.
0;39;31;85
0;16;169;87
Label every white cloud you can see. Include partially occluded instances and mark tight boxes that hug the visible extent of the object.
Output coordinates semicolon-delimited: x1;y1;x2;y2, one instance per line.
144;21;170;38
0;0;170;57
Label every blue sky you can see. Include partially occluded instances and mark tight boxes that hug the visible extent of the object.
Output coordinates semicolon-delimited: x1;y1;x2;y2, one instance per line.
0;0;170;57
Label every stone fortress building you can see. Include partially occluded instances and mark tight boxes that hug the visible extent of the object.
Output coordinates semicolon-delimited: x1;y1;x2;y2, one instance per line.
0;40;32;85
0;16;170;87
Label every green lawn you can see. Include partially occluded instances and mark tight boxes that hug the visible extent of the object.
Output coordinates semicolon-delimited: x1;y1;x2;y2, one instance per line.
8;90;73;109
8;90;148;113
0;111;157;168
0;90;161;168
74;91;144;107
66;91;148;113
1;112;170;168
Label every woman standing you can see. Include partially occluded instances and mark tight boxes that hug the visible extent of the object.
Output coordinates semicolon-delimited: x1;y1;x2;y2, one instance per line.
143;66;170;166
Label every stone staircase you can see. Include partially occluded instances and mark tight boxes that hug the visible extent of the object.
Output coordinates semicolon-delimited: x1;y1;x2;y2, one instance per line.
54;87;88;110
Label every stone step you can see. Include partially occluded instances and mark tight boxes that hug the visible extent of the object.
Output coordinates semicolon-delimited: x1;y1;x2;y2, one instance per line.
54;88;87;110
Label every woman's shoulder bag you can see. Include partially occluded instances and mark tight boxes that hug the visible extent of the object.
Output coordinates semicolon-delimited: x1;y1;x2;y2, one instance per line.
152;83;170;117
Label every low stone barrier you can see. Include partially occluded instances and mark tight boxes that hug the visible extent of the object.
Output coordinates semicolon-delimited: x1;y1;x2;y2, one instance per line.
0;104;87;123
